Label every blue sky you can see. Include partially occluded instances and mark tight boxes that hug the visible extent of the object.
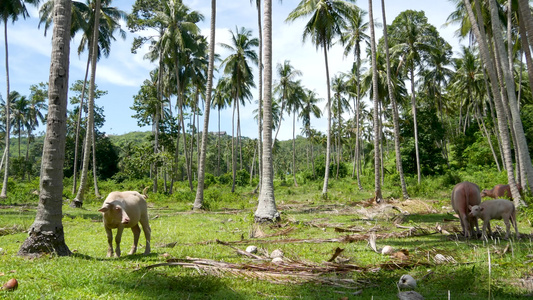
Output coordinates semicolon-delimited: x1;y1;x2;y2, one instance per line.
1;0;462;141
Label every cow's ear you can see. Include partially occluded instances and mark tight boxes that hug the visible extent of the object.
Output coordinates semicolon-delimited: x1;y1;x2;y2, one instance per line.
98;204;110;212
468;205;472;210
480;207;484;211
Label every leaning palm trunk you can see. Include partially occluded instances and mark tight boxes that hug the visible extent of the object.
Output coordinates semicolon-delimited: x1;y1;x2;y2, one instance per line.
255;0;279;222
72;54;91;194
231;100;237;192
292;111;298;187
381;0;408;198
18;0;72;256
91;121;100;198
1;20;11;198
464;0;522;207
487;0;531;203
321;42;332;199
368;0;382;203
193;0;216;210
73;0;101;208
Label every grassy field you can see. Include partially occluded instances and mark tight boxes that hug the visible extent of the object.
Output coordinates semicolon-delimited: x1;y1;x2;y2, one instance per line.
0;177;532;299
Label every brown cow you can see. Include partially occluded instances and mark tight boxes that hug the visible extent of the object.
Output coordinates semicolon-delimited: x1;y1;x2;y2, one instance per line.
451;181;481;238
481;184;521;200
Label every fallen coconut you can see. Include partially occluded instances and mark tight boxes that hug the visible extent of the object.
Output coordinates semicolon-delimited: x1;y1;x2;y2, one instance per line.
270;249;284;258
2;278;18;291
245;246;257;254
381;245;394;255
271;257;283;263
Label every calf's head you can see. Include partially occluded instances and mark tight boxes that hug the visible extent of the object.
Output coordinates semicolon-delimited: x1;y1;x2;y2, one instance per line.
468;205;483;217
98;202;130;224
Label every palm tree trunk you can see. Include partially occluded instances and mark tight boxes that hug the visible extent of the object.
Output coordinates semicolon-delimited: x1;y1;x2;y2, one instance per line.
381;0;408;198
368;0;382;202
292;111;298;187
1;21;11;198
193;0;216;210
91;122;100;198
72;54;91;194
321;41;332;199
255;0;279;222
464;0;523;206
217;108;221;176
73;0;101;208
254;0;263;195
231;100;237;192
488;0;531;203
18;0;72;256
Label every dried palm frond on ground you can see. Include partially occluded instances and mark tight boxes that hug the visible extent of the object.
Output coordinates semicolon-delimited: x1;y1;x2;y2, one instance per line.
142;256;371;288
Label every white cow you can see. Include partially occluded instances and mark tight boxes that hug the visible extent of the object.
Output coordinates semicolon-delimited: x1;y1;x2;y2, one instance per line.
98;189;151;257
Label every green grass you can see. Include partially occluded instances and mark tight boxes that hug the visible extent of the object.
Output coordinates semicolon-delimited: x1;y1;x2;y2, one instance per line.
0;176;532;299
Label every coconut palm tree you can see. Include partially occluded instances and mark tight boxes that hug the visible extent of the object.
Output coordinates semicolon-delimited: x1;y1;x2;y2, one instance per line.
250;0;263;193
380;0;408;199
273;60;302;144
300;89;322;178
193;0;216;210
0;0;40;198
18;0;71;256
462;0;523;206
255;0;279;222
388;10;438;185
72;0;102;207
287;82;304;186
286;0;358;199
11;93;29;158
39;0;127;195
341;7;368;190
26;83;48;170
331;73;351;179
367;0;382;202
220;26;258;192
159;0;203;191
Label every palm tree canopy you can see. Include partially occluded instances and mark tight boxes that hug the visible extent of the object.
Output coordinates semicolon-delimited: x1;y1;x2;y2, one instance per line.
286;0;358;50
0;0;39;23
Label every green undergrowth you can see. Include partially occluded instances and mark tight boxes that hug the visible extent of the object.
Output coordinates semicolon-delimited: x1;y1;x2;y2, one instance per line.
0;172;532;299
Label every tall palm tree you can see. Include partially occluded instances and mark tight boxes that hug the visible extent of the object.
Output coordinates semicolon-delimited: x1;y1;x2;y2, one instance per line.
160;0;203;191
212;77;231;176
18;0;71;256
26;83;48;169
368;0;382;202
273;60;302;143
255;0;279;222
72;0;102;207
462;0;522;206
220;26;258;192
380;0;408;199
0;0;40;198
39;0;127;195
486;0;531;203
11;93;29;158
250;0;263;194
287;82;304;186
388;10;438;184
341;7;368;190
331;73;351;179
193;0;216;210
300;89;322;179
286;0;357;199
